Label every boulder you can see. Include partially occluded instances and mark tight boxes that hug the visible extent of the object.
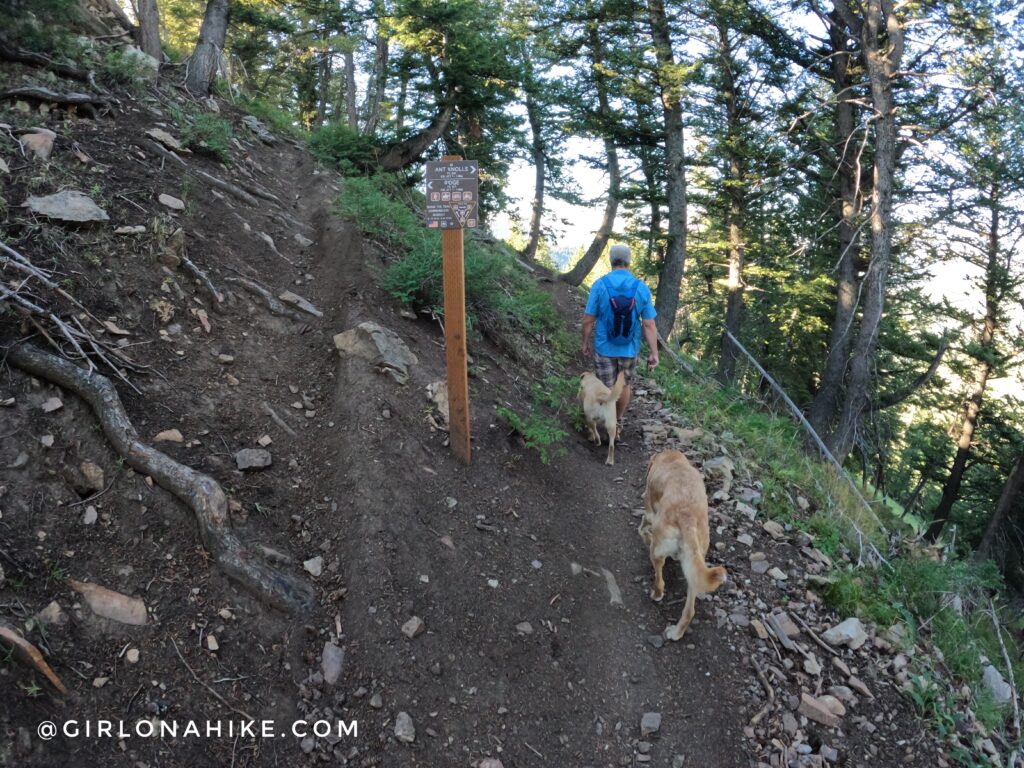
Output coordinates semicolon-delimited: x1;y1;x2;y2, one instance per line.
23;190;109;223
333;322;418;385
241;115;277;144
121;46;159;80
982;662;1013;705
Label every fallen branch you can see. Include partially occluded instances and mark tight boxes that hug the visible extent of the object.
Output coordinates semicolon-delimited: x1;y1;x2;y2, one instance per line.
989;600;1021;742
225;276;304;321
750;655;776;702
0;619;68;694
790;612;841;657
170;636;252;719
0;86;107;118
261;401;298;438
6;344;316;614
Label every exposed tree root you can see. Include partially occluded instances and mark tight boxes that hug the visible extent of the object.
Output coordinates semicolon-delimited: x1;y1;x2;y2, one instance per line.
225;276;306;322
6;344;317;614
180;256;224;310
195;170;260;207
0;86;108;118
0;620;68;694
0;40;105;92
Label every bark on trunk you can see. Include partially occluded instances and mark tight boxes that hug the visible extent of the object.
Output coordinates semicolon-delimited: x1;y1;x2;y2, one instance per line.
362;34;389;135
315;44;332;128
716;20;745;384
344;50;358;130
976;453;1024;584
828;0;903;463
185;0;229;97
648;0;688;340
523;88;546;263
925;191;1001;542
808;11;862;439
136;0;163;62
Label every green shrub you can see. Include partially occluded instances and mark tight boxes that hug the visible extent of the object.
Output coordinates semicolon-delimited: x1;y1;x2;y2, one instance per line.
310;123;381;173
497;407;567;465
181;114;234;163
98;48;151;91
237;95;306;139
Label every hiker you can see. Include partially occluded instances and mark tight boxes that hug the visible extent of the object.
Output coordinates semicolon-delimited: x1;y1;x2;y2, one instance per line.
580;244;659;427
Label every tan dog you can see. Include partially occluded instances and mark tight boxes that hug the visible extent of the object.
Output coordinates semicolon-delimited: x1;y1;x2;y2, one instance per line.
578;371;626;465
640;450;727;640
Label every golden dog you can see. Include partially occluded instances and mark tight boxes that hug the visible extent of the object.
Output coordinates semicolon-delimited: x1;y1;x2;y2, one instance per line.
640;450;727;640
578;371;625;465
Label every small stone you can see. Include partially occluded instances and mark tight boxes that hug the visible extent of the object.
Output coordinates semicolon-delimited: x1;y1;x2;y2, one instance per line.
146;128;182;150
206;634;219;652
798;693;840;727
294;233;314;248
154;429;184;443
832;657;851;677
782;711;798;736
847;675;874;699
768;567;788;581
479;760;505;768
218;354;235;364
762;520;786;539
487;578;499;588
218;608;234;620
303;556;324;577
82;506;98;525
516;622;534;635
648;634;665;649
394;711;415;743
80;461;105;492
114;225;146;235
369;693;383;709
300;735;315;754
40;434;54;448
321;642;344;685
445;496;458;509
93;676;109;688
804;656;822;676
637;741;652;755
19;128;57;160
821;617;869;650
820;745;838;762
818;694;846;717
640;712;661;736
751;620;768;640
35;601;67;627
126;648;140;664
41;397;63;413
983;662;1013;705
257;434;273;447
159;193;185;211
751;560;770;575
234;448;272;470
737;533;754;546
402;616;425;639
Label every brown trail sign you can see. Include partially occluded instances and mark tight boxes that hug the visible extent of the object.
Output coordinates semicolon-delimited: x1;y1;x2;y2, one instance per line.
425;158;478;464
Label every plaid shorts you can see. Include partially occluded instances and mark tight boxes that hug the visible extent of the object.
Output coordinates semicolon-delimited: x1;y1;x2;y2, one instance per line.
594;353;637;389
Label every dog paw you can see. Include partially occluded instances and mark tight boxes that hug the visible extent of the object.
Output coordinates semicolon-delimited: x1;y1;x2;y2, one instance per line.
650;589;664;603
664;625;685;642
605;457;615;466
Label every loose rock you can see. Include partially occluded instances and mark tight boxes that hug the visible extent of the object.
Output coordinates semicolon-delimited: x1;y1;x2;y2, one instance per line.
402;616;425;639
234;448;272;471
333;322;419;385
798;693;840;728
821;617;868;650
24;190;109;223
159;193;185;211
394;711;415;743
303;556;324;577
640;712;662;736
322;642;344;685
70;580;147;625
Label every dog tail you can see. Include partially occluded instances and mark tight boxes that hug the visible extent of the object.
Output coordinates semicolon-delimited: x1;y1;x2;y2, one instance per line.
681;536;727;594
598;371;626;405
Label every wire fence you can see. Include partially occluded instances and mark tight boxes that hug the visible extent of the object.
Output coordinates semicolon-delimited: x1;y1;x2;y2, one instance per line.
657;330;888;567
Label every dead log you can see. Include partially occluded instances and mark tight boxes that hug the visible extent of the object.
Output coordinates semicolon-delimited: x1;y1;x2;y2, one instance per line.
6;344;316;614
0;86;108;118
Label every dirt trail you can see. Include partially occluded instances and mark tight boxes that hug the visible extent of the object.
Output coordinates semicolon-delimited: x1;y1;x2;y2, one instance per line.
1;101;941;768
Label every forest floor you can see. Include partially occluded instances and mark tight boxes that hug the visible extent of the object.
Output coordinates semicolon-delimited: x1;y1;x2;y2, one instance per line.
0;70;947;768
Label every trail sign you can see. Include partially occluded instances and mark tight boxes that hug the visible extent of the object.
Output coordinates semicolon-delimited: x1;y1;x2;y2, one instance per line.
425;160;479;230
430;157;474;464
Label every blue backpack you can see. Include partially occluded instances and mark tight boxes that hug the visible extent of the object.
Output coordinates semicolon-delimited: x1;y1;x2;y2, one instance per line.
605;278;641;340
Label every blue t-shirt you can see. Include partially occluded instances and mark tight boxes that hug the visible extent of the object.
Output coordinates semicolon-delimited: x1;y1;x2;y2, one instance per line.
584;269;656;358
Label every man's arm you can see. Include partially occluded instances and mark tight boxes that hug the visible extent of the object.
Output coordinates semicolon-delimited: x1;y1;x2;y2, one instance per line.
642;318;659;369
581;314;596;357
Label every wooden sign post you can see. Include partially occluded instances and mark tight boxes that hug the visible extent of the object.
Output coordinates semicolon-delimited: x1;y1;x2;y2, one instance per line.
425;157;478;464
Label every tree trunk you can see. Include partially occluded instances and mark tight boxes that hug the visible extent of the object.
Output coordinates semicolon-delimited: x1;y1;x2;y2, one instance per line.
344;50;358;130
976;453;1024;586
523;88;546;263
716;20;745;385
315;42;332;128
377;102;455;171
136;0;163;62
560;24;620;286
362;33;389;135
185;0;229;97
648;0;688;340
925;188;1001;542
808;11;862;440
828;0;903;463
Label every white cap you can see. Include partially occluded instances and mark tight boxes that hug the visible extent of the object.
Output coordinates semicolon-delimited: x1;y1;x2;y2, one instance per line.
609;244;631;265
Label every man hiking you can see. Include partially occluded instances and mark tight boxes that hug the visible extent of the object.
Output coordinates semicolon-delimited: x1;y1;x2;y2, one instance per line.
580;244;659;429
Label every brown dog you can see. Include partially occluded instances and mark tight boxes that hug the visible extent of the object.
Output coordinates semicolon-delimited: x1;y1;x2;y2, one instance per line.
578;371;626;465
640;450;727;640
